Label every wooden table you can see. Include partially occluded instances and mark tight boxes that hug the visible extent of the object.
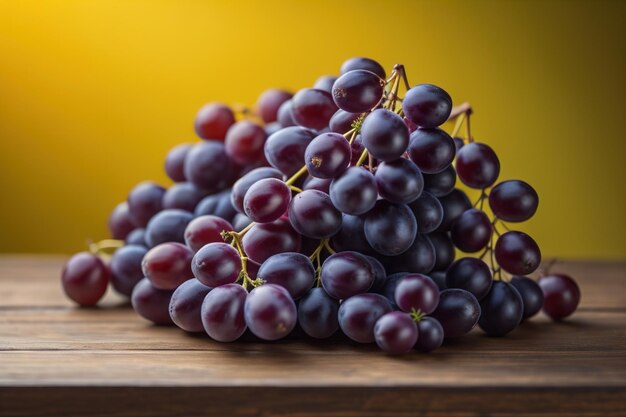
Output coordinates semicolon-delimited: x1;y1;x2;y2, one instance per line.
0;256;625;416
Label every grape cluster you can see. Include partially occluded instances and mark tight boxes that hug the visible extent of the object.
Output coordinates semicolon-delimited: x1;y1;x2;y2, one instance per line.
61;57;581;355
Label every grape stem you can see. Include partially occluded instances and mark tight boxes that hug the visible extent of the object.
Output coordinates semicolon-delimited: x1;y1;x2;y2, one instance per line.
308;238;334;287
285;165;308;186
409;308;425;322
224;230;263;290
88;239;124;257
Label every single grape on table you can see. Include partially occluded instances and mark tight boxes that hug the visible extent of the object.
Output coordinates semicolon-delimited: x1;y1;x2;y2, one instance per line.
61;57;580;356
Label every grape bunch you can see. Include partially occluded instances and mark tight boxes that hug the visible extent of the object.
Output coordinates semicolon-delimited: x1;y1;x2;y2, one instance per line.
61;57;581;354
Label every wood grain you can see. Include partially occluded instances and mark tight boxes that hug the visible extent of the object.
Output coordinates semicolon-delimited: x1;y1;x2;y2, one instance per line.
0;256;625;417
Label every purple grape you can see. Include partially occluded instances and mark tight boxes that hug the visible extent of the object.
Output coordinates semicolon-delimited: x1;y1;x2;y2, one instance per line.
288;190;342;239
184;215;233;253
313;75;338;93
450;209;493;253
131;278;174;325
303;177;332;194
402;84;452;128
61;252;109;306
456;142;500;189
394;273;440;314
375;158;424;204
446;257;492;301
510;275;544;320
256;89;292;123
225;120;267;165
194;189;238;222
338;293;392;343
257;252;315;299
478;281;523;336
332;70;384;113
243;178;291;223
244;284;297;340
298;287;340;339
125;228;147;247
414;317;444;352
330;214;375;255
495;231;541;275
191;242;241;288
407;128;455;174
384;234;436;275
364;200;417;256
169;279;212;332
142;242;193;290
423;164;456;197
276;99;296;127
127;182;166;228
108;202;135;240
431;288;481;338
435;188;472;232
538;273;580;320
231;167;283;213
374;311;418;354
201;283;248;342
360;109;409;162
408;192;443;233
340;57;386;79
110;244;147;296
264;126;316;176
304;132;351;178
329;167;378;215
489;180;539;222
162;182;207;212
194;102;235;140
291;88;337;130
321;251;375;299
242;219;301;264
184;140;234;193
429;232;456;271
164;143;192;182
329;109;361;133
145;209;193;247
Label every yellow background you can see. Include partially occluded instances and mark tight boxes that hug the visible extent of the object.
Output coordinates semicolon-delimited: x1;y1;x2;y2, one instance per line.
0;0;624;259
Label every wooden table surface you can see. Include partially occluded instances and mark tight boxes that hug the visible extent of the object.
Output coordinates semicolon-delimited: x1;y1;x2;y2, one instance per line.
0;256;625;417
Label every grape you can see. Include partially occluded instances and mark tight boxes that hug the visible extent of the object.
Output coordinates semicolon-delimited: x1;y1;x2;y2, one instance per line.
256;89;292;123
402;84;452;128
360;109;409;162
379;272;408;309
145;209;193;247
257;252;315;299
428;232;456;271
142;242;193;290
478;281;523;336
242;219;301;264
436;188;472;231
184;215;233;253
329;167;377;215
423;165;456;197
110;244;147;296
431;288;481;338
303;177;332;194
225;120;267;165
276;99;296;127
456;142;500;189
131;278;174;325
408;192;443;233
375;158;424;204
164;143;192;182
194;189;238;222
184;141;234;193
365;255;387;293
230;167;282;213
304;133;351;178
127;182;166;228
264;126;316;176
61;252;109;306
191;242;241;288
329;109;361;133
201;283;247;342
298;287;339;339
288;190;342;239
244;284;297;340
446;257;492;300
414;317;444;352
338;293;392;343
364;200;417;256
232;213;253;232
313;75;338;93
194;102;235;140
384;234;436;275
162;182;207;212
330;214;375;255
243;178;291;223
321;251;375;299
108;202;135;240
510;276;544;320
450;209;493;253
394;273;440;314
125;228;147;247
428;271;448;291
538;274;580;320
291;88;337;130
332;70;384;113
169;279;212;333
407;128;455;174
374;312;418;354
340;57;386;79
489;180;539;222
453;137;465;151
495;231;541;275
